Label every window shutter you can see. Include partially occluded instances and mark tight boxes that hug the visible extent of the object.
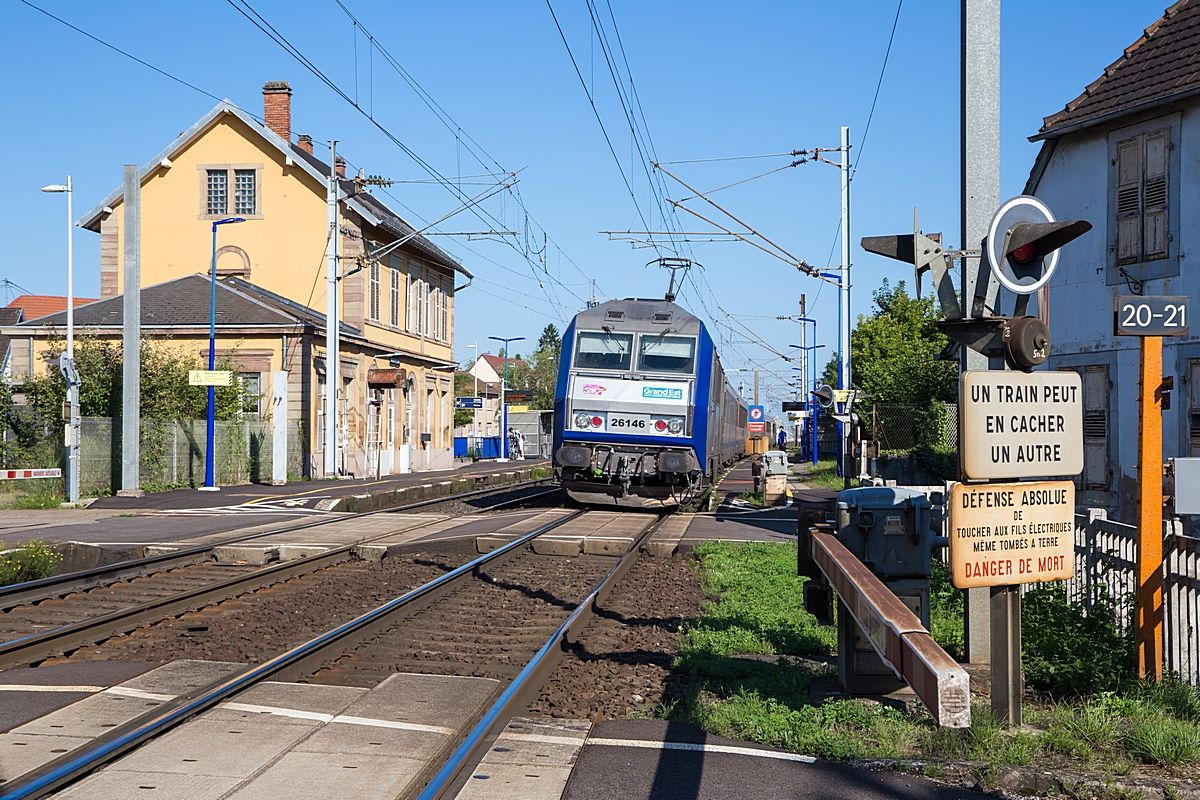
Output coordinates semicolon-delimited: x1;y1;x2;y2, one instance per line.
421;275;430;336
1115;137;1142;265
407;266;418;334
389;257;401;328
1082;366;1109;490
1144;128;1169;260
1189;361;1200;457
368;261;380;321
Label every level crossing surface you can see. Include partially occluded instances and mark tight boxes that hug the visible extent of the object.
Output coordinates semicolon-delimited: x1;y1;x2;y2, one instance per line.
564;720;972;799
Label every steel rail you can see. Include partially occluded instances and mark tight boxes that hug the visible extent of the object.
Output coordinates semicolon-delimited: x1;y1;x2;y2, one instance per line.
0;486;561;670
416;512;668;800
0;507;589;800
0;477;555;610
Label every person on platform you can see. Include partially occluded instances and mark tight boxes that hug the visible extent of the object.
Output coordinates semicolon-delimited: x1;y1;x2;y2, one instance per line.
778;428;788;451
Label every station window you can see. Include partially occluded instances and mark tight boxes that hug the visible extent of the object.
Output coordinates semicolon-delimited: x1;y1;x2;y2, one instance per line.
200;165;262;218
239;372;262;416
574;331;633;371
637;335;696;374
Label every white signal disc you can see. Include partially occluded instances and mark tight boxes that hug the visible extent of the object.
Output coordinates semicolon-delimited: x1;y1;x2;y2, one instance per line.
986;195;1058;295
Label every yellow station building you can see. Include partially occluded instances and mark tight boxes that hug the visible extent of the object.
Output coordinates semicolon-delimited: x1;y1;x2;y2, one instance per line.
7;81;471;477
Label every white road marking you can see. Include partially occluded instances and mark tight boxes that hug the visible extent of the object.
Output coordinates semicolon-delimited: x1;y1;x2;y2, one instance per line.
499;732;589;745
215;702;458;735
0;684;105;693
103;687;174;701
333;715;457;736
586;737;816;763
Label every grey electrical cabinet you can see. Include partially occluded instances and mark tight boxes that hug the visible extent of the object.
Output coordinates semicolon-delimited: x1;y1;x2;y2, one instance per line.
834;486;941;695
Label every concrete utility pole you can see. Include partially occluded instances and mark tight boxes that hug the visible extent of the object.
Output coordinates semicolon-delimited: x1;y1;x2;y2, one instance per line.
839;126;851;392
324;141;340;478
961;0;1001;667
118;165;143;497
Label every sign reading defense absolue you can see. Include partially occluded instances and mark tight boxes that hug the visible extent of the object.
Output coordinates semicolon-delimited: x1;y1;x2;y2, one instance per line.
959;370;1083;480
949;480;1075;589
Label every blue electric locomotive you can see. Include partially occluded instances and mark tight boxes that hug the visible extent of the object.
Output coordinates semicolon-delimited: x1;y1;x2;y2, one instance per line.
553;298;748;507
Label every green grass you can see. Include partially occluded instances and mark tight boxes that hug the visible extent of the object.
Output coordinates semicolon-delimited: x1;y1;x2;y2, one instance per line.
794;458;846;491
0;478;67;509
656;541;1200;779
736;490;764;507
0;539;61;586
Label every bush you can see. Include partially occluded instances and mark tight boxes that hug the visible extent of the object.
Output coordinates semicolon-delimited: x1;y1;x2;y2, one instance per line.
1022;584;1133;696
929;557;963;658
0;539;61;585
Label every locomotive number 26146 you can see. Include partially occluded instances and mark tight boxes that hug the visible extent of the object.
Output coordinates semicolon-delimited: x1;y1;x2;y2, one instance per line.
608;414;647;429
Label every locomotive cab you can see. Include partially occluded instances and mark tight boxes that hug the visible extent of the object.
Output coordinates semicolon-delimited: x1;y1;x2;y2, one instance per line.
553;299;745;508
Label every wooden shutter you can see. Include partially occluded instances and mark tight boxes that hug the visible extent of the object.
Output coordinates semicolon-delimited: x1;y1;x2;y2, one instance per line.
1189;361;1200;457
368;261;380;321
1082;366;1109;490
407;265;419;335
1115;137;1142;265
1144;128;1170;260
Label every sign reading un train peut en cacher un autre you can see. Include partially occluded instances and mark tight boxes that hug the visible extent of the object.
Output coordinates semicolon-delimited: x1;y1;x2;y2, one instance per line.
958;370;1083;481
950;371;1083;589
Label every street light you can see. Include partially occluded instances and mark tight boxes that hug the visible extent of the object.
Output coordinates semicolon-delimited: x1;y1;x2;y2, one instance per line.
42;178;78;504
466;343;478;454
488;335;524;461
201;217;246;491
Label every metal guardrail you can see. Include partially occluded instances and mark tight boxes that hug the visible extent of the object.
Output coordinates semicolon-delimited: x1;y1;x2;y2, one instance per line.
0;508;587;800
809;527;970;728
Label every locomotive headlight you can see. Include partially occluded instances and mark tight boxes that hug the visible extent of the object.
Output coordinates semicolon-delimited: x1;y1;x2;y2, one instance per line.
667;418;684;434
574;413;591;429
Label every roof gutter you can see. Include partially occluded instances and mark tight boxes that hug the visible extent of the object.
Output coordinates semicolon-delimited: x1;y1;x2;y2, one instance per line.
1032;84;1200;141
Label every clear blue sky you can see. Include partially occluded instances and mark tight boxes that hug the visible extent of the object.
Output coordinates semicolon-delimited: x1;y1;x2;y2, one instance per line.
0;0;1166;410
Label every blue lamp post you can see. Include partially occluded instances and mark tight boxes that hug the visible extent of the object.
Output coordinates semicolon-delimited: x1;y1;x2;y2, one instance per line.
200;217;245;491
487;335;525;461
792;343;826;465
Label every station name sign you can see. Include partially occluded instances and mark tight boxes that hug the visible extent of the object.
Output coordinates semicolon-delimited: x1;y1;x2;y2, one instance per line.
959;370;1083;480
949;480;1075;588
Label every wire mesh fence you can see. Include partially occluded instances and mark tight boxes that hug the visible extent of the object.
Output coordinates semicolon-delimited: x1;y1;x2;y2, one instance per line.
80;417;304;494
862;403;958;451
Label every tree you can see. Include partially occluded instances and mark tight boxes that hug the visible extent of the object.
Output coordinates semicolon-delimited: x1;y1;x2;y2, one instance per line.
528;324;561;410
453;371;476;429
850;279;956;405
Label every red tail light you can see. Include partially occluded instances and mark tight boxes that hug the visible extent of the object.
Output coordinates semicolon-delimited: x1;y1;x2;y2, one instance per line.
591;416;603;428
655;419;667;431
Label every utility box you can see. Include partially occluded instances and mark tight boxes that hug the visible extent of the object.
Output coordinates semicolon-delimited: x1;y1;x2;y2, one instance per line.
833;486;941;695
762;449;789;505
762;450;790;476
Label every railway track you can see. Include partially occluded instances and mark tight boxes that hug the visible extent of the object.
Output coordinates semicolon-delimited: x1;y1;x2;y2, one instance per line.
0;508;664;799
0;481;558;672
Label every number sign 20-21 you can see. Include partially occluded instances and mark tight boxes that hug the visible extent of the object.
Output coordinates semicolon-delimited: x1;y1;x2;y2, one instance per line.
1114;296;1190;337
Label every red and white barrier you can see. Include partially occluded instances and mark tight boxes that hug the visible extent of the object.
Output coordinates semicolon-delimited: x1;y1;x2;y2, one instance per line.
0;469;62;480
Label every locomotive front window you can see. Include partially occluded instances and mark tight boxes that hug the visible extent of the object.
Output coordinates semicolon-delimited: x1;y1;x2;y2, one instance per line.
637;335;696;374
574;330;634;370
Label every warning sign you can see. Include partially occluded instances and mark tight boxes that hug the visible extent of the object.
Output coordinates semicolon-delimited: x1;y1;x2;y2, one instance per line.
949;480;1075;588
959;370;1083;480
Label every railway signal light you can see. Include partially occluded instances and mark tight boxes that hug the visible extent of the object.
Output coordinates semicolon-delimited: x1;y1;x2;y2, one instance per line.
987;195;1091;296
811;385;835;409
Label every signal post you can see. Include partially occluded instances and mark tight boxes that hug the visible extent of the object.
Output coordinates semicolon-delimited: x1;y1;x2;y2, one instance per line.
1115;293;1190;680
864;195;1091;725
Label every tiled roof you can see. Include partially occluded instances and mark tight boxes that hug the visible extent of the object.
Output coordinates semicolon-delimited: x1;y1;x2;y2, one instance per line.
19;275;297;329
1038;0;1200;138
480;353;530;372
7;295;99;321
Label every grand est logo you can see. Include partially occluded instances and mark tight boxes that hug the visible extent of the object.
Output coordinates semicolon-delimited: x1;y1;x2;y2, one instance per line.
582;383;607;396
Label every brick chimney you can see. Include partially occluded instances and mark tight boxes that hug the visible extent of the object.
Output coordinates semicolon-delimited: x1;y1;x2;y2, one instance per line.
335;156;346;177
263;81;292;142
297;134;313;155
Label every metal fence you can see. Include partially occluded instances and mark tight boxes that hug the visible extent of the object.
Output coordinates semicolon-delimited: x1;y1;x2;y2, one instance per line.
1065;510;1200;684
80;417;305;494
864;403;958;451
